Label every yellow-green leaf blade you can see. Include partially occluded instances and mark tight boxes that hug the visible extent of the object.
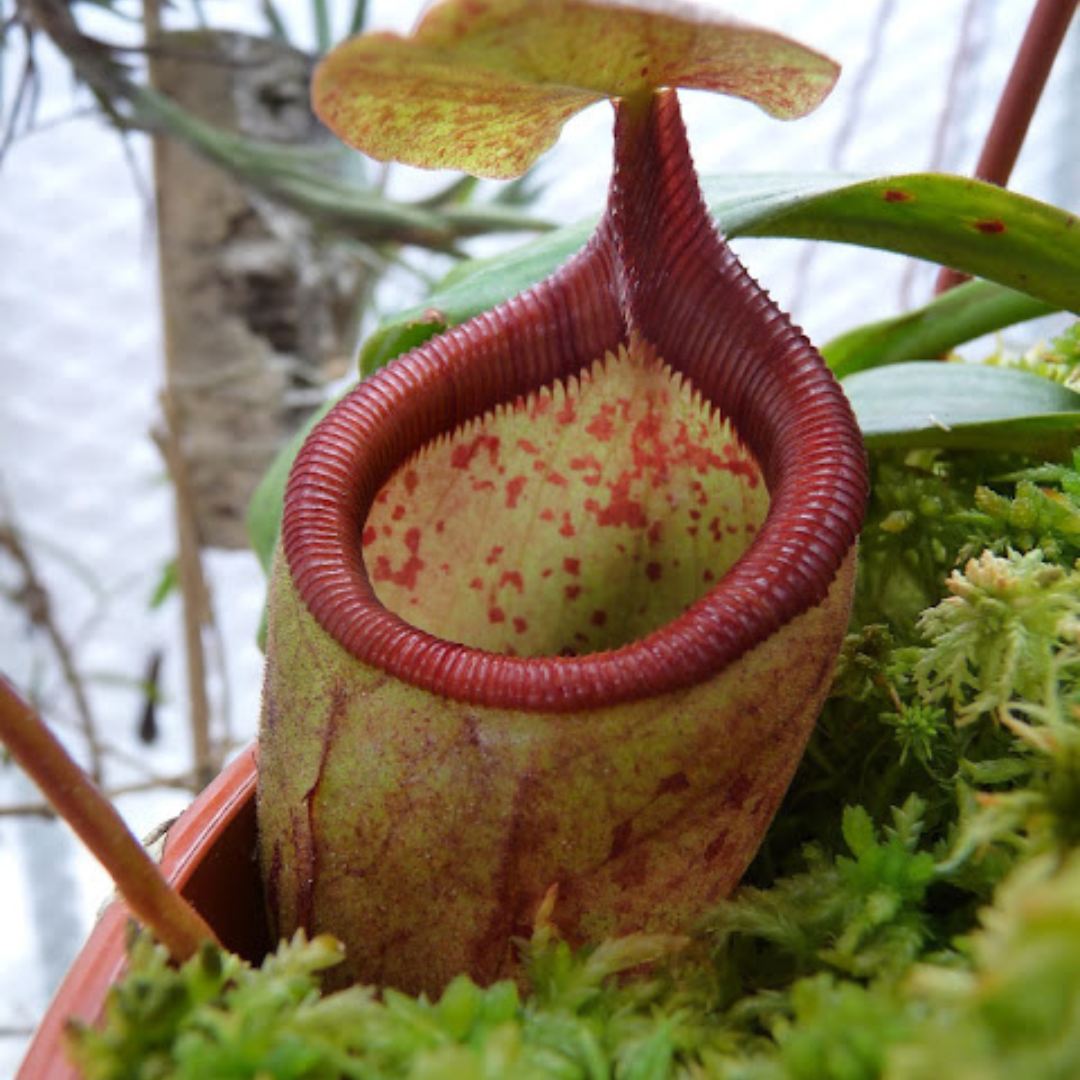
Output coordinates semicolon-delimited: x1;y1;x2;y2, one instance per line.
314;0;839;178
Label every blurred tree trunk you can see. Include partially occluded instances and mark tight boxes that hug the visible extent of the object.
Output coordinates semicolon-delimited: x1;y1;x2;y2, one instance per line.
150;30;360;549
148;29;364;785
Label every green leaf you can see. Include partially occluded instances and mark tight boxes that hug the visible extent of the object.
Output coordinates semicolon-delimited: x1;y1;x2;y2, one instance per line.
842;363;1080;454
745;174;1080;313
148;558;178;610
841;805;878;858
360;173;1077;373
823;280;1057;380
313;0;838;179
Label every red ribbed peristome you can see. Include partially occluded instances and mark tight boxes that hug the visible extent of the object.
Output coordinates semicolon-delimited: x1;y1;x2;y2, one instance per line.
281;90;868;712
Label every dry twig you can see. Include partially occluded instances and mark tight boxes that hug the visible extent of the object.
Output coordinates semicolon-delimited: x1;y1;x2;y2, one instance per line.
151;391;220;789
0;508;105;783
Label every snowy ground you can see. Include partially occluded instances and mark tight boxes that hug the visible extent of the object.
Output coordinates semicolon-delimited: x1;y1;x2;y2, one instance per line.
1;1;1076;1075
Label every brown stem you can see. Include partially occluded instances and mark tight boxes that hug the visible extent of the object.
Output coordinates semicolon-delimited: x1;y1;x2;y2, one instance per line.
0;673;218;959
973;0;1078;187
152;392;218;789
936;0;1078;294
145;0;218;792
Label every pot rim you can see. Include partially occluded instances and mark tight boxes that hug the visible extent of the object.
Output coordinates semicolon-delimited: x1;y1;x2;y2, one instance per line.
16;745;260;1080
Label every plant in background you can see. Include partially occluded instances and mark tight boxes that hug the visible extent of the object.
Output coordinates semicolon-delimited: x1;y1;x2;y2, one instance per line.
1;0;550;259
915;549;1080;727
2;0;1080;1078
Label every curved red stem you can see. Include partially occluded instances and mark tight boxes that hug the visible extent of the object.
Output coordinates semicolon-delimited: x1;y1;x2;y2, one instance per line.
936;0;1078;294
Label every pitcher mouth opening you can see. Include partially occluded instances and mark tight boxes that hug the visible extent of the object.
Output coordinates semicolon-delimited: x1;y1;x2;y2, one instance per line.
361;344;770;660
281;327;864;714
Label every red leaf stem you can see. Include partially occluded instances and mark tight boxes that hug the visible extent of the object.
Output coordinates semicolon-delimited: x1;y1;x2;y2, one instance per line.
936;0;1078;294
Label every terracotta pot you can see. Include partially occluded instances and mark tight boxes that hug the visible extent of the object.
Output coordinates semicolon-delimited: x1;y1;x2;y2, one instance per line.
16;745;264;1080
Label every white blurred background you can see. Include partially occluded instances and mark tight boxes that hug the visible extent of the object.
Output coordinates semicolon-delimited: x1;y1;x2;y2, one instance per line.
0;1;1077;1074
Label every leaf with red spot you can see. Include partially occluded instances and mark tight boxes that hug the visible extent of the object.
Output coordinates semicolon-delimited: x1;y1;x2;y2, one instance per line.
313;0;839;178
